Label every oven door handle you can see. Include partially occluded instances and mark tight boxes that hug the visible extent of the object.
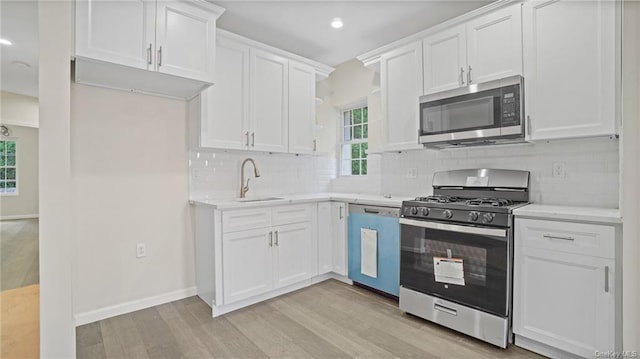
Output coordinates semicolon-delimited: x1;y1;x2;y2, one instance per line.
399;218;507;238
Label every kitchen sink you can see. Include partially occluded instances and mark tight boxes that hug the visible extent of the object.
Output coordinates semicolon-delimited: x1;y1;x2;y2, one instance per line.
233;197;284;202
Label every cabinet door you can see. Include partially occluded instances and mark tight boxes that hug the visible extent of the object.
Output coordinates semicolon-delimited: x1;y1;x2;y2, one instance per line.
273;223;312;288
331;203;347;276
250;49;289;152
317;202;333;275
155;1;217;82
513;247;615;356
288;61;316;154
380;42;423;151
200;38;250;149
523;0;616;140
466;4;523;84
75;0;155;70
222;228;273;304
423;24;467;95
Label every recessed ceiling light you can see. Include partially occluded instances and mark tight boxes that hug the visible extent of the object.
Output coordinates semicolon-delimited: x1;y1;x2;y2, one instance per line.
0;38;12;46
331;18;343;29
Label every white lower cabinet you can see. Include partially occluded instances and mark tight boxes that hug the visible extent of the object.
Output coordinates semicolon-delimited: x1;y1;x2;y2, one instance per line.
514;218;618;357
317;201;347;276
221;205;313;305
222;228;273;304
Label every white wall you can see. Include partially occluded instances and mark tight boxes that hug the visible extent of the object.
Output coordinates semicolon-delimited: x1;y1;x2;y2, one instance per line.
316;59;383;194
0;125;39;218
621;0;640;350
71;84;194;320
0;91;39;128
38;0;75;356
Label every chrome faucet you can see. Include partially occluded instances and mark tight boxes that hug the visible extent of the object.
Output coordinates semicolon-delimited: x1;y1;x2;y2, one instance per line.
239;158;261;198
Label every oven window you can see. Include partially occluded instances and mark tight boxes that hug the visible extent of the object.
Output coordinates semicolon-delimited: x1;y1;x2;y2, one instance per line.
400;223;509;316
421;88;501;136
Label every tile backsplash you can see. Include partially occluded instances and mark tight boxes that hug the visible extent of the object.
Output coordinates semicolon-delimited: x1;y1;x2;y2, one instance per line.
378;137;619;208
189;137;619;209
189;151;335;199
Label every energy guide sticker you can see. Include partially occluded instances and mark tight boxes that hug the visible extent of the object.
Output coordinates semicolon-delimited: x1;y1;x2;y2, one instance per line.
434;257;465;286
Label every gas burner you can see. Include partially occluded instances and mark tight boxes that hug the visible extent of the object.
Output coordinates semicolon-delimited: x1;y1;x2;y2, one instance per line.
415;195;462;203
466;198;514;207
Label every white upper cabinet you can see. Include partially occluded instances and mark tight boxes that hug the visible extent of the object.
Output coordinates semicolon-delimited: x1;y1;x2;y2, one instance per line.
75;0;155;70
466;5;523;84
423;25;467;94
422;4;523;95
199;38;250;150
250;49;289;152
155;1;217;82
191;31;333;153
75;0;224;99
523;0;617;140
380;42;424;151
288;61;317;154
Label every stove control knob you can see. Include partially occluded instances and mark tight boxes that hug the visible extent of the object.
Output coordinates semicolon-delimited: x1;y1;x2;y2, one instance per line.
442;210;453;219
469;211;479;222
483;213;494;223
410;207;418;215
419;207;429;216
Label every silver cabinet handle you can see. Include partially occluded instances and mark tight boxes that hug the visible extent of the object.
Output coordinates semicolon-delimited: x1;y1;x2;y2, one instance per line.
339;206;343;219
543;234;575;241
245;131;250;146
269;231;273;247
313;139;317;152
467;65;472;84
251;132;255;147
147;44;152;65
459;67;465;86
527;115;532;135
604;266;609;292
434;303;457;316
157;46;163;67
274;231;278;246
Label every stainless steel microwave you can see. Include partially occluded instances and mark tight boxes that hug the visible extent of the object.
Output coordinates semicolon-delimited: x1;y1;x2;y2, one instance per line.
419;75;524;148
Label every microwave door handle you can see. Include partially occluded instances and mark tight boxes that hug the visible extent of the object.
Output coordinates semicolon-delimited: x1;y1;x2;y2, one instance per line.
399;218;507;238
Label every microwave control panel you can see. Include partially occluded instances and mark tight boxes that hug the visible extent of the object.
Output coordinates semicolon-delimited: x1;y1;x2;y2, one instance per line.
501;84;520;126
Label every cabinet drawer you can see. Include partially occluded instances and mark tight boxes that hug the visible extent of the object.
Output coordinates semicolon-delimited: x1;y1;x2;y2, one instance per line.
515;218;615;259
223;208;271;233
272;204;312;226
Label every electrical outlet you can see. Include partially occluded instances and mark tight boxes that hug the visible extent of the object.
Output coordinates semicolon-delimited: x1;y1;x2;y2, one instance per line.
552;162;566;178
192;168;201;180
406;168;418;178
136;243;147;258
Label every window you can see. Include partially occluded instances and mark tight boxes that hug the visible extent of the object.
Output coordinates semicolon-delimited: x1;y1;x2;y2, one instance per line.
0;140;17;194
341;105;368;176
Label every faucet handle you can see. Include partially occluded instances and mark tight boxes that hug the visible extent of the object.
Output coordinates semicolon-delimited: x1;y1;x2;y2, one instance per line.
243;178;251;194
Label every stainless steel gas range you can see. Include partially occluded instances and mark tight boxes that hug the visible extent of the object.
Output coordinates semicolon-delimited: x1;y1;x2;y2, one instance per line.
399;169;530;348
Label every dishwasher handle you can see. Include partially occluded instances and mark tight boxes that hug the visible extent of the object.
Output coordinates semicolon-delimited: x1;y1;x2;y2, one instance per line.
364;208;380;214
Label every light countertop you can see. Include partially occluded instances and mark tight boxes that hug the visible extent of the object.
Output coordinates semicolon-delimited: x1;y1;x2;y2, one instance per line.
190;192;413;210
513;204;622;224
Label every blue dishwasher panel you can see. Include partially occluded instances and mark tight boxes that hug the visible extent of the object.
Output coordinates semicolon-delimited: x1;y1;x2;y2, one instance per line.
348;212;400;296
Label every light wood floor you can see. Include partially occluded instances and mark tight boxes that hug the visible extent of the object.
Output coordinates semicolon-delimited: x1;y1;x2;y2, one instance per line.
77;280;544;359
1;219;39;291
1;284;39;359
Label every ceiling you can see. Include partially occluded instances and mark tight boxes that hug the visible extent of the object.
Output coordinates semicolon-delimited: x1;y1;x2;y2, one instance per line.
0;0;39;98
214;1;493;66
0;1;494;98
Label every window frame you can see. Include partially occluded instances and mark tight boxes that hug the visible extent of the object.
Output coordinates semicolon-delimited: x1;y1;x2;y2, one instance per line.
0;139;18;196
339;104;369;177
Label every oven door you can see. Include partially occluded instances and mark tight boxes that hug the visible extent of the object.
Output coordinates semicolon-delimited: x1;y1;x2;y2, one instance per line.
399;218;511;317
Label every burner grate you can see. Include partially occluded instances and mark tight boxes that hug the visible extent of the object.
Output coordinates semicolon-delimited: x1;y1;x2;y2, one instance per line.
415;195;462;203
465;198;514;207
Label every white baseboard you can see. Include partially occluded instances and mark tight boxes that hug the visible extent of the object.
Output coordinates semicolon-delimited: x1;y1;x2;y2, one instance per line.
74;286;197;327
0;214;39;220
